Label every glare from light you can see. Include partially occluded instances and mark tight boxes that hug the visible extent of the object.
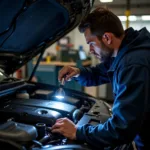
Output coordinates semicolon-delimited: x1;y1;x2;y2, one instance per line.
100;0;113;2
55;95;64;99
55;87;65;99
48;101;66;110
141;15;150;21
50;110;61;116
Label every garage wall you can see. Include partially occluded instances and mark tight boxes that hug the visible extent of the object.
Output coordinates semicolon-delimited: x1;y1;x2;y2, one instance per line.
46;21;150;56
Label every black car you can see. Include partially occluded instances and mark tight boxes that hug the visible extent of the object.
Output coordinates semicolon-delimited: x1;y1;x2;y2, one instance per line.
0;0;111;149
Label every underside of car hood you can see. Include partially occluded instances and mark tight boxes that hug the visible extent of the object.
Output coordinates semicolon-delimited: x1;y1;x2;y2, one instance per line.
0;0;94;75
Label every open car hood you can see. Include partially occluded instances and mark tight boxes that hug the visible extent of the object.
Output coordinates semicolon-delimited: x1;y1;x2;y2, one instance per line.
0;0;94;75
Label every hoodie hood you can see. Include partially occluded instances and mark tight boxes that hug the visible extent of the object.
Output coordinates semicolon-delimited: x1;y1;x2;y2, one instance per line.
121;27;150;51
109;27;150;72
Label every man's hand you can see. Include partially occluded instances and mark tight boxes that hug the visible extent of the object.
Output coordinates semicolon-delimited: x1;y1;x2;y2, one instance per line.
51;118;77;140
58;66;80;82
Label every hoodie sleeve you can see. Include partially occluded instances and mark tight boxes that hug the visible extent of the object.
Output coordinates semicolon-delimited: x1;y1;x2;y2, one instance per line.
75;62;110;86
76;65;149;148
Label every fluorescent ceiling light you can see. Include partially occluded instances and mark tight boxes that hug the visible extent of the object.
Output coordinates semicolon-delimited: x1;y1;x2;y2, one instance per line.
129;16;137;21
100;0;113;3
141;15;150;21
118;16;137;21
118;16;127;21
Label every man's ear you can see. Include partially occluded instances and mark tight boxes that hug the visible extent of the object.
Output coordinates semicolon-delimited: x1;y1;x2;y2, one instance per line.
102;32;112;45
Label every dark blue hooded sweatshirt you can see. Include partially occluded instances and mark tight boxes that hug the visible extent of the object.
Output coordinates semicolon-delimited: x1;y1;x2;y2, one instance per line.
75;27;150;150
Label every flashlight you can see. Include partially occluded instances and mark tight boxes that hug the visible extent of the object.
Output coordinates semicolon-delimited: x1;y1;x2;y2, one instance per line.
55;78;65;99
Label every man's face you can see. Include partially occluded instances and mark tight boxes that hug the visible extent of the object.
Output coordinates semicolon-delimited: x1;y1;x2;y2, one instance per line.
84;28;113;62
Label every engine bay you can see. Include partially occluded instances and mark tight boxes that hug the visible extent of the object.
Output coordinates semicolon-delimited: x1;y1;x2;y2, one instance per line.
0;80;111;150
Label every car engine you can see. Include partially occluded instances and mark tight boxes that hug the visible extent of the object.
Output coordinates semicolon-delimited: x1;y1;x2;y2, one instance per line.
0;80;111;150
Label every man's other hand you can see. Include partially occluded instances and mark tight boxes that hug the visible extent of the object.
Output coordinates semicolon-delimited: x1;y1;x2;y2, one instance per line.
51;117;77;140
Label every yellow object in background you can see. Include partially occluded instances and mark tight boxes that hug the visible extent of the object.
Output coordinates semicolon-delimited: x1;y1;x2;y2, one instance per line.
46;53;51;63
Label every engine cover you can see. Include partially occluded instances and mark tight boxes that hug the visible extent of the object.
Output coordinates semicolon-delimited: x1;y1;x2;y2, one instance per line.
0;98;77;126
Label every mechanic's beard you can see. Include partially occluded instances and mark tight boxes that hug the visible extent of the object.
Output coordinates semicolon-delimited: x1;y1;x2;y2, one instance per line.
100;42;114;62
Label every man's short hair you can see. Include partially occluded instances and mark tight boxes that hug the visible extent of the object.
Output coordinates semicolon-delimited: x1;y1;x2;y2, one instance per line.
78;6;124;38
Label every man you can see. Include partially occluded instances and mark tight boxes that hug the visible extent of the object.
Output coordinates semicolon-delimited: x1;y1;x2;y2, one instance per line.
51;6;150;149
